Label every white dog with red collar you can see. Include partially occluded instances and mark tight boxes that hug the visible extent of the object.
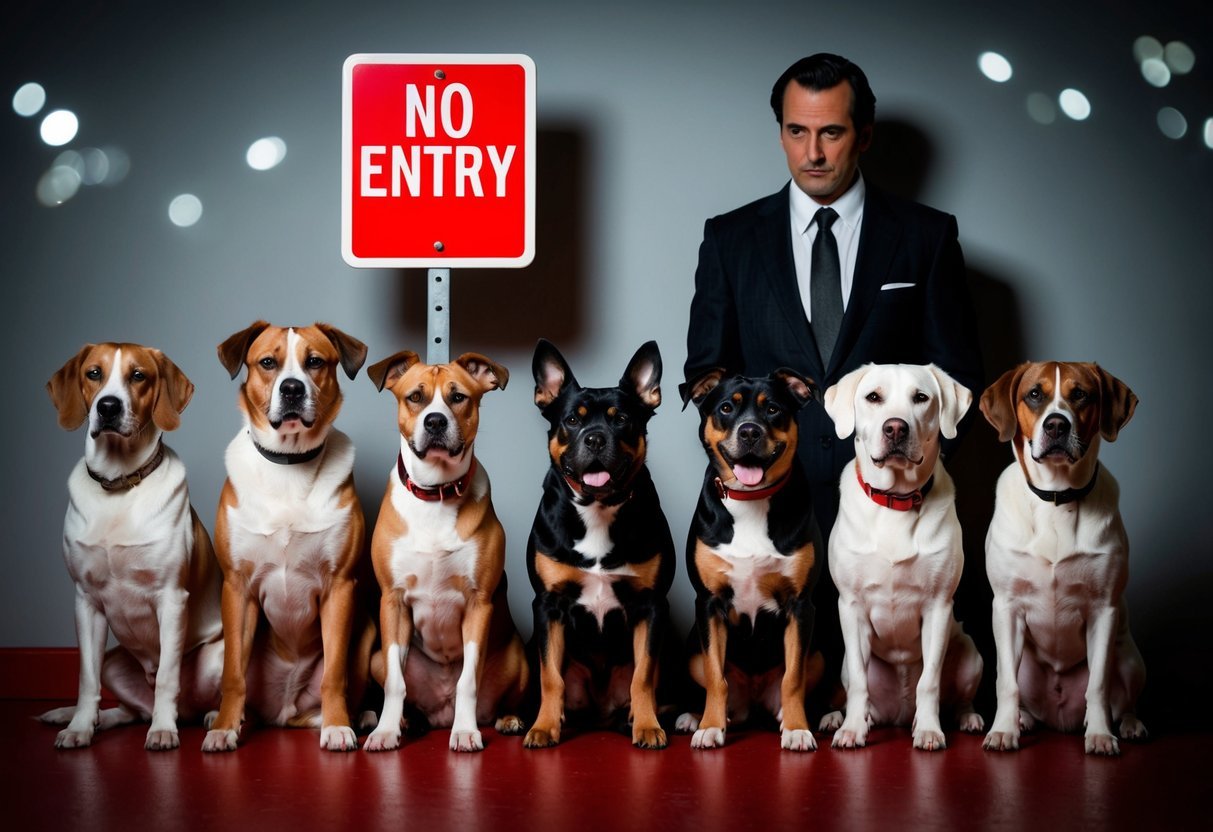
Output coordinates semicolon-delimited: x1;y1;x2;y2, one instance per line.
819;363;984;750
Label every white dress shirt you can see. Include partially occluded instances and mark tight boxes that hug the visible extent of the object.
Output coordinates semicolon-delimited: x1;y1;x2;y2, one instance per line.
789;172;865;321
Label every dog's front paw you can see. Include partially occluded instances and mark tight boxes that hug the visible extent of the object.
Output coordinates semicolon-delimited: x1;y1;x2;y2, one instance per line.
523;724;561;749
40;706;75;725
957;710;985;734
1018;709;1036;732
831;722;868;749
674;712;700;733
632;725;668;749
450;729;484;752
54;727;94;749
691;726;726;749
201;728;239;752
781;728;817;752
145;727;180;751
913;728;947;751
1085;731;1120;756
495;715;526;735
364;727;402;752
983;729;1020;751
818;710;844;732
320;725;358;752
1119;714;1148;741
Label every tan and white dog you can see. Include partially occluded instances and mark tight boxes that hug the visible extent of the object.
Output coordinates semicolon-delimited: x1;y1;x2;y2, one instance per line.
43;343;223;750
203;321;375;752
980;361;1145;755
364;350;528;753
819;363;984;750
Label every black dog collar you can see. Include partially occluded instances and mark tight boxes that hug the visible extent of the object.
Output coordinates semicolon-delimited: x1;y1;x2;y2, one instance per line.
253;438;325;465
1026;463;1100;505
87;441;165;492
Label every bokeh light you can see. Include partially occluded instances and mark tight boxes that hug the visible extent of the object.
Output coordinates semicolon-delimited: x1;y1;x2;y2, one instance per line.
246;136;287;170
39;109;78;146
12;82;46;117
1164;41;1196;74
1027;92;1057;125
168;194;203;227
978;52;1013;83
1157;107;1188;140
1141;58;1171;88
36;165;82;206
1058;89;1091;121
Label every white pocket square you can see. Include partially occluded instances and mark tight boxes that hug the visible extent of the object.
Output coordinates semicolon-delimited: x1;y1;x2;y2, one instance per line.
880;282;916;291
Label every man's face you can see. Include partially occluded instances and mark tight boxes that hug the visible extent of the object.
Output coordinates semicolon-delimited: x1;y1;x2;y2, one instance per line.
779;81;872;205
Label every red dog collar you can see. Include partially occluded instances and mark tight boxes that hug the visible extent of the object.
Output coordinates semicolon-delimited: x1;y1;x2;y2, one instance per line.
714;471;791;502
856;463;934;511
397;455;476;502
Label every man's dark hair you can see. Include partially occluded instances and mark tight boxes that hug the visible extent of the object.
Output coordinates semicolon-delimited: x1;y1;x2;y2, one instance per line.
770;53;876;131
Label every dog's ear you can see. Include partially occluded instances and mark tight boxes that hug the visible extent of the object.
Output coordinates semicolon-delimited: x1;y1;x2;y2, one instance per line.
679;367;726;411
47;345;92;431
925;364;972;440
772;368;817;410
151;350;195;433
367;350;421;392
456;352;509;394
823;364;871;439
217;321;270;380
533;339;576;409
980;363;1028;443
1094;364;1137;442
316;323;369;380
621;341;662;410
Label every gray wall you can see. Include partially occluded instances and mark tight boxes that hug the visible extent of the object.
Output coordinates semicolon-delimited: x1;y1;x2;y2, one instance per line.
4;1;1209;722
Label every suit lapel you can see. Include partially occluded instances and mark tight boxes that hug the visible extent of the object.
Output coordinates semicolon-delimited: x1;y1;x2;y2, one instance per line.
755;185;825;381
828;186;898;379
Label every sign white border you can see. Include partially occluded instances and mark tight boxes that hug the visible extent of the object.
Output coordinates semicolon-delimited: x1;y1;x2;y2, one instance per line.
341;52;536;269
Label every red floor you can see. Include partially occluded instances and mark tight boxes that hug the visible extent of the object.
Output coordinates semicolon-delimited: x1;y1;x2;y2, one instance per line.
3;698;1206;832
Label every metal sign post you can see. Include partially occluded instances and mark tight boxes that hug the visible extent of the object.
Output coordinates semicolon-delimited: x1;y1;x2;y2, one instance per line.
427;268;450;364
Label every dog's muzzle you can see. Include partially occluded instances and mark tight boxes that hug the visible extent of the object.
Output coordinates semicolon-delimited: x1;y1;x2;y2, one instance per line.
1032;413;1083;462
90;396;128;437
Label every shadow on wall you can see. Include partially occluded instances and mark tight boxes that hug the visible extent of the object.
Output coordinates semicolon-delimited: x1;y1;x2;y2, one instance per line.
391;125;589;353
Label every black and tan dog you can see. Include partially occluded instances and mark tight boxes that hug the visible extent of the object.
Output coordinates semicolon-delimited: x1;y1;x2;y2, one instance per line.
524;339;676;749
678;368;822;751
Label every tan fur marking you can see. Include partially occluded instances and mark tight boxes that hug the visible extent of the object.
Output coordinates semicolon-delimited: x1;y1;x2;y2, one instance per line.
693;540;733;595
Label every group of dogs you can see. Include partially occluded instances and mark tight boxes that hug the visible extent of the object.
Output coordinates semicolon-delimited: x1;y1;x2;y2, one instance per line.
41;321;1148;757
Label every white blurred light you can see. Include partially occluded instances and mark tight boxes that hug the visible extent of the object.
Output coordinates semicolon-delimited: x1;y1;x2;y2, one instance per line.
1141;58;1171;88
979;52;1013;83
168;194;203;227
1133;36;1164;64
1027;92;1057;125
40;109;79;146
1205;118;1213;150
13;82;46;117
1059;89;1091;121
1164;41;1196;74
246;136;287;170
99;145;130;185
78;148;110;185
1157;107;1187;140
36;165;82;206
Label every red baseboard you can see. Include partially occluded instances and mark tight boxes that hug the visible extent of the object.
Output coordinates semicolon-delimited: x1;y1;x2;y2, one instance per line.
0;647;84;700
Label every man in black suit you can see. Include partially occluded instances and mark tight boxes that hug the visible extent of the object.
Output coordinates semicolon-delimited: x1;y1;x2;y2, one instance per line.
683;53;982;709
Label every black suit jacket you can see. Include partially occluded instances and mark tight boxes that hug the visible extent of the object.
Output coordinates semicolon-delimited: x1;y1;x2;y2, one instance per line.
684;181;983;526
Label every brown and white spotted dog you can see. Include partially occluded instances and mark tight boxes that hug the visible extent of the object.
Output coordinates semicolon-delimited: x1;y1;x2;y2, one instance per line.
981;361;1146;755
523;339;677;750
363;350;529;753
677;368;823;751
203;321;375;752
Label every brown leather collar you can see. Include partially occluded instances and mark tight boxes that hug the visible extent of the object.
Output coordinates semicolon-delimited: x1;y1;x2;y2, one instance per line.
398;454;476;502
87;441;165;492
856;463;934;511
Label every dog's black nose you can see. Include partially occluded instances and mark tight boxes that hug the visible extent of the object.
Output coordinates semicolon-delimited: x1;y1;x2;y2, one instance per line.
279;378;305;401
424;413;448;436
584;430;607;452
883;418;909;444
1043;414;1070;440
738;422;762;446
96;396;122;420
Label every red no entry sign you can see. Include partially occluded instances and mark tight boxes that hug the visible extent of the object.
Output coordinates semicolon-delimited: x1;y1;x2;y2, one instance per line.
342;53;535;268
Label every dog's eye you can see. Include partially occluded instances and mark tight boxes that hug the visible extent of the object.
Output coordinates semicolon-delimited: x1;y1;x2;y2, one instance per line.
766;404;781;416
613;412;628;426
131;370;146;382
913;392;929;404
450;392;467;404
1027;387;1043;402
865;392;882;403
305;355;325;370
1071;388;1088;402
565;414;580;427
85;367;102;381
259;357;277;370
719;402;733;415
407;391;423;404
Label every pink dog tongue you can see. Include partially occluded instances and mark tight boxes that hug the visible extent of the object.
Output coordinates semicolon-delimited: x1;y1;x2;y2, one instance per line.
733;465;764;487
583;471;611;488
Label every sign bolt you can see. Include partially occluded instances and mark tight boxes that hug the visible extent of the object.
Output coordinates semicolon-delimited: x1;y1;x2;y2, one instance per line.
434;241;444;252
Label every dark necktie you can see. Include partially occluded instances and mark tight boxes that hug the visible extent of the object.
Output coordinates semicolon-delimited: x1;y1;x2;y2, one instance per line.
811;207;842;366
